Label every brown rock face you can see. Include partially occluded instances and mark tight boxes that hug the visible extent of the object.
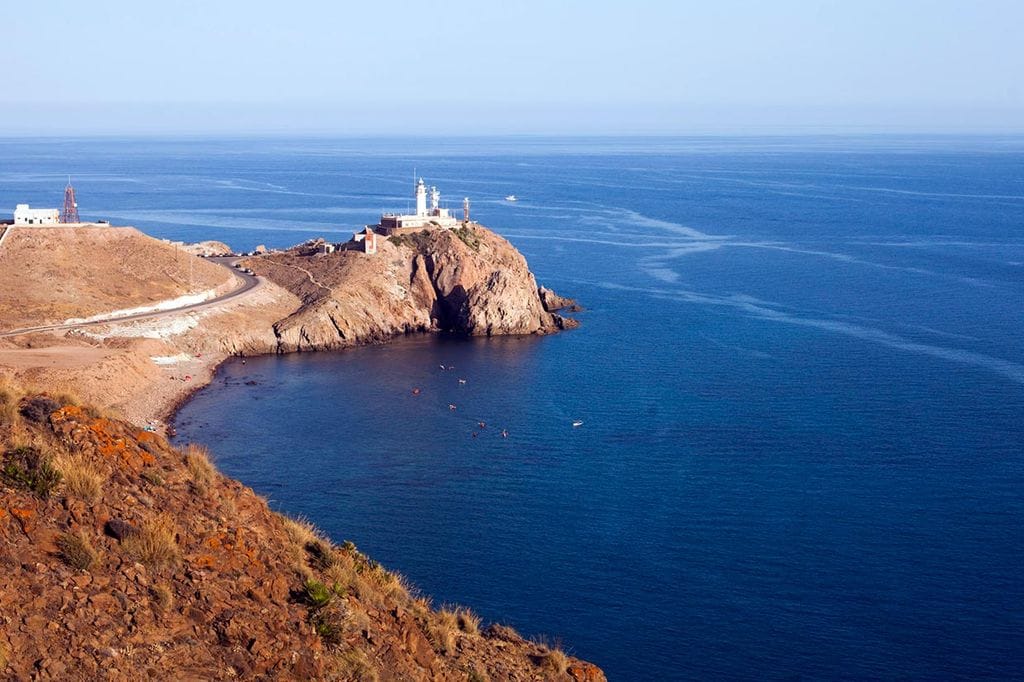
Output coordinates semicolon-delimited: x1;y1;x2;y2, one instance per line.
248;224;578;352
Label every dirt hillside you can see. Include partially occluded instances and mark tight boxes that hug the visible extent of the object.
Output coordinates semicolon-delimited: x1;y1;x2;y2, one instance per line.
0;227;234;329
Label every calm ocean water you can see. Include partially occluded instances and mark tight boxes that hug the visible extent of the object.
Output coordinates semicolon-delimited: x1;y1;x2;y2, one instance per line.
3;136;1023;679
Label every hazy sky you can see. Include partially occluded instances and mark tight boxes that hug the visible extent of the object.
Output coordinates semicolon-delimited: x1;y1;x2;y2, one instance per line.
2;0;1021;135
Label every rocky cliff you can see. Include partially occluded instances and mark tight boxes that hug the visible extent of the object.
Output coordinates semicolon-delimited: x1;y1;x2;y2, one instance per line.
0;388;605;680
246;224;578;353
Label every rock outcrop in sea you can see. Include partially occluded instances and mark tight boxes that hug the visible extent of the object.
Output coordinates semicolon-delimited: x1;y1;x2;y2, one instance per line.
247;224;579;353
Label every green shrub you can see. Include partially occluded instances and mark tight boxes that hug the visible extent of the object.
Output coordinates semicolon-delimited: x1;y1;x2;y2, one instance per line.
2;446;62;498
454;226;480;251
304;579;334;609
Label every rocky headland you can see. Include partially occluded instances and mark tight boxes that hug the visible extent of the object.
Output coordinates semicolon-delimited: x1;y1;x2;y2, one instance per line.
247;223;578;353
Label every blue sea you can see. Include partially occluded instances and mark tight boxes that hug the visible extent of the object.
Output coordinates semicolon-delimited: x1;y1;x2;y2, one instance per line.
3;136;1023;679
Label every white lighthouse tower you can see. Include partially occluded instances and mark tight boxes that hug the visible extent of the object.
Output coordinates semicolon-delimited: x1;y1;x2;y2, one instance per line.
415;178;427;217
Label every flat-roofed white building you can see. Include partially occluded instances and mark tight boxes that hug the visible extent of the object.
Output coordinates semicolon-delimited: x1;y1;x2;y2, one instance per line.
375;178;462;235
13;204;60;226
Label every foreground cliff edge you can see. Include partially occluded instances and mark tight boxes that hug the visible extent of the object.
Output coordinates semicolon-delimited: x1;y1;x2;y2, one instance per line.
0;389;604;680
0;223;599;679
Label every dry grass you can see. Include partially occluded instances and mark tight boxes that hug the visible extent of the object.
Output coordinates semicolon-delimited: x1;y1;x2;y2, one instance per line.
0;640;8;671
429;607;461;655
538;648;569;675
457;607;481;636
0;378;23;427
281;516;324;579
122;515;179;570
140;468;164;486
468;667;490;682
53;452;103;501
56;529;98;570
151;583;174;612
364;564;412;603
184;444;216;489
281;515;323;549
335;647;378;682
51;391;81;407
322;552;358;592
345;607;371;637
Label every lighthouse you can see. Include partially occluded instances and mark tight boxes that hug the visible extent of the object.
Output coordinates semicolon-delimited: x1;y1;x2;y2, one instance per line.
415;178;427;217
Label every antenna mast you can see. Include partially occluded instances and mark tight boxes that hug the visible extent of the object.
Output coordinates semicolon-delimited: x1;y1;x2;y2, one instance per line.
60;177;80;224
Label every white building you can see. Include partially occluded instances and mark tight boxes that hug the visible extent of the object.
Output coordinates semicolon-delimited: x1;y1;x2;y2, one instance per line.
375;178;462;235
13;204;60;226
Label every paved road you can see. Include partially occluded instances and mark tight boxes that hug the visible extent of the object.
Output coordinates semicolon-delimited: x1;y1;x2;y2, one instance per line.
0;256;261;338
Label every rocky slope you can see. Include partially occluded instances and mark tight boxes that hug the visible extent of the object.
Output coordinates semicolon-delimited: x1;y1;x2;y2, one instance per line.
0;388;605;680
247;224;578;353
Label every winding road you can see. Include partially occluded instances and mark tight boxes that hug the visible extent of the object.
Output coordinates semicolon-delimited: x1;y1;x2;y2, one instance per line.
0;257;260;338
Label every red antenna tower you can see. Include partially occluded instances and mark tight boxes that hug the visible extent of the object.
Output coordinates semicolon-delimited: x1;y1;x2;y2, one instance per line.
60;177;80;224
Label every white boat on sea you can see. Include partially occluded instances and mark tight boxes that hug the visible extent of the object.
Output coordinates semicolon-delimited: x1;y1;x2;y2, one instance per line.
505;195;518;202
572;420;584;427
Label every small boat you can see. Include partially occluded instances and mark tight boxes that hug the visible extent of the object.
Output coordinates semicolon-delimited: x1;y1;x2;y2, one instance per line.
501;429;509;438
458;378;467;384
572;420;584;427
504;195;517;202
449;404;457;411
412;387;421;395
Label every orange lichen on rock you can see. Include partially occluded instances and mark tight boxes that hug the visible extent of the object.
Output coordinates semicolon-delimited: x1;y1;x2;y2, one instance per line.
50;406;156;471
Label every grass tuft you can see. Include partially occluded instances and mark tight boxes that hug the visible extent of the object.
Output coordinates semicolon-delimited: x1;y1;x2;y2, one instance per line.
122;515;179;570
151;583;174;612
140;468;164;486
457;608;481;636
184;444;216;489
538;648;569;675
430;607;460;655
53;453;103;501
282;516;322;548
468;667;490;682
56;529;98;570
336;647;378;681
0;378;23;427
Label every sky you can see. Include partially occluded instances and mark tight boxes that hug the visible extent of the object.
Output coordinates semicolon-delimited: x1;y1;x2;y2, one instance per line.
1;0;1022;135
